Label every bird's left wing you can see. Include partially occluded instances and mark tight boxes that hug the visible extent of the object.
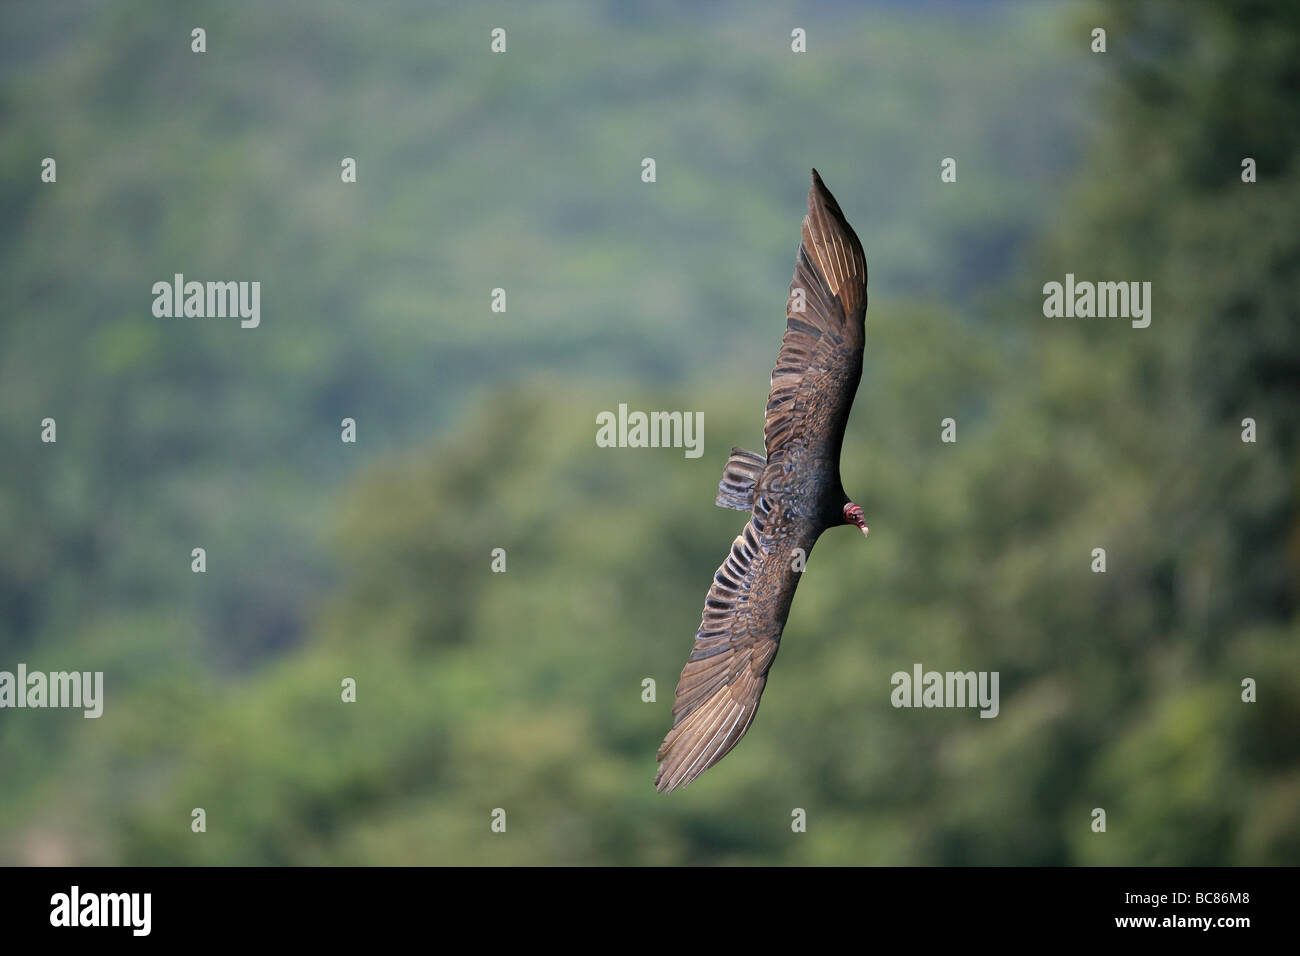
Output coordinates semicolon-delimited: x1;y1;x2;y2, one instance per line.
764;169;868;466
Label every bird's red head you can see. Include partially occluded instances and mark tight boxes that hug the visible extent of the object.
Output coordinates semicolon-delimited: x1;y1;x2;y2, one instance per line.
843;502;869;537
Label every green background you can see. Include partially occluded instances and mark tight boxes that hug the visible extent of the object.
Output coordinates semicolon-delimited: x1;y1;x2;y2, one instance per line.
1;0;1296;864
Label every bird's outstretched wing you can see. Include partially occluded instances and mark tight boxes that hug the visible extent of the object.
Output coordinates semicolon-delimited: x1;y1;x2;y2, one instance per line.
656;170;868;793
764;169;868;465
655;501;797;793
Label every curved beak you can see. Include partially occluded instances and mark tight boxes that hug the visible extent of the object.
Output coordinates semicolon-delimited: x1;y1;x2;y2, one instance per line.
843;502;869;537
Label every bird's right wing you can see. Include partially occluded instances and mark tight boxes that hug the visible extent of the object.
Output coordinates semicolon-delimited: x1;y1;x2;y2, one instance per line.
655;499;800;793
764;169;868;465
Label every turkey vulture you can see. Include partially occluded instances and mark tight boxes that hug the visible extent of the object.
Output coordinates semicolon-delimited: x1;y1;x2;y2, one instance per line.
655;169;868;793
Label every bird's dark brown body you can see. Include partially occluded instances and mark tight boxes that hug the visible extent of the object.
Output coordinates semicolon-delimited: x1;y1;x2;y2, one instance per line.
656;170;869;792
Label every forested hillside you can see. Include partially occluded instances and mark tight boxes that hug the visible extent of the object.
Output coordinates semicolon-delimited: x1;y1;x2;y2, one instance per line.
1;0;1295;865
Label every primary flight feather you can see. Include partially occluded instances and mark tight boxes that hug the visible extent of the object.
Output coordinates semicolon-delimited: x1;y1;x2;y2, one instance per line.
655;169;869;793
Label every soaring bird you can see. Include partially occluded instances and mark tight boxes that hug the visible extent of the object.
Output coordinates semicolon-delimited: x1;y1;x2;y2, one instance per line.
655;169;869;793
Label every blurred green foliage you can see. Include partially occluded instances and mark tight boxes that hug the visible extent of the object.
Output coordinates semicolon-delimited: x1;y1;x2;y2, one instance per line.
1;0;1296;864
